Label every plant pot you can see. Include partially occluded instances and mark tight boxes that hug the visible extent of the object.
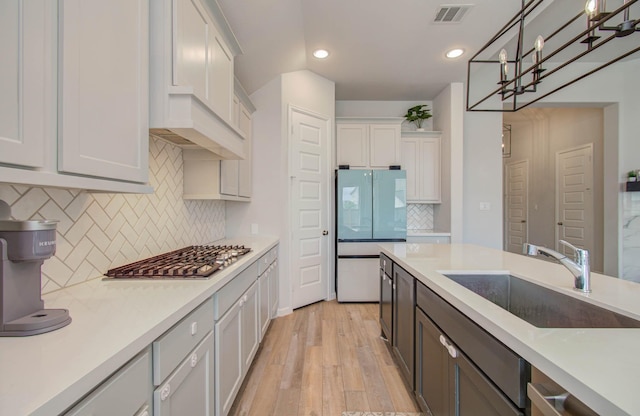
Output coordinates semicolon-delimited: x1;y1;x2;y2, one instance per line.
416;128;425;132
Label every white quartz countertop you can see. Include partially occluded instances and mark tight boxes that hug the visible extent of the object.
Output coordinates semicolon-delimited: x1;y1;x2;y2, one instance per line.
406;230;451;237
378;243;640;416
0;235;278;416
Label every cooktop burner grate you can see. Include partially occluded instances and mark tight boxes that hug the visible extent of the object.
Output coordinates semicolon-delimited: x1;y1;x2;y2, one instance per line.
104;245;251;279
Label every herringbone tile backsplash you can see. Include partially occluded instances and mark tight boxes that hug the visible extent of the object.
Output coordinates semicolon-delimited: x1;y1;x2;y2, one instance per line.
407;204;434;231
0;138;225;294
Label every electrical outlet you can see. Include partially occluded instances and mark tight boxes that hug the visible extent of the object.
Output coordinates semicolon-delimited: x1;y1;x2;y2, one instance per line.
251;223;259;234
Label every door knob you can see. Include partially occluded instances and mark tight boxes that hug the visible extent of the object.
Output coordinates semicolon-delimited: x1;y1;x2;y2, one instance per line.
322;230;328;235
521;220;526;223
557;222;563;226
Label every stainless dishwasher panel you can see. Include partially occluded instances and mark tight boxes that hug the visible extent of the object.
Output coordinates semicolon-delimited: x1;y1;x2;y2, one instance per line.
337;242;381;302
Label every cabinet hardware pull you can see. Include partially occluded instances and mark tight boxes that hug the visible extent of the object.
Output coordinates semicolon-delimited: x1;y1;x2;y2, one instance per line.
446;344;458;358
160;384;171;401
439;335;447;347
191;353;198;367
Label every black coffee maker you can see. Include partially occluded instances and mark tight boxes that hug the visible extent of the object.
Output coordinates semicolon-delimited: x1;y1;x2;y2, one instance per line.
0;207;71;336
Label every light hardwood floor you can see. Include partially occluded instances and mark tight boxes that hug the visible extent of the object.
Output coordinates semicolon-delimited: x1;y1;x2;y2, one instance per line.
229;300;420;416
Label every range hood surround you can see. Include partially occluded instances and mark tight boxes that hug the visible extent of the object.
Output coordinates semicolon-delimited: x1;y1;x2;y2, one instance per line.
149;88;246;160
149;0;246;160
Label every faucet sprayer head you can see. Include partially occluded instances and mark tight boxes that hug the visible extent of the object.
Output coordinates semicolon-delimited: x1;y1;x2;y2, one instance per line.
523;243;539;256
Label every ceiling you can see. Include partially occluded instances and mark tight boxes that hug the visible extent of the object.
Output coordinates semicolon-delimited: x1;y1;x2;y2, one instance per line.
216;0;527;100
216;0;640;101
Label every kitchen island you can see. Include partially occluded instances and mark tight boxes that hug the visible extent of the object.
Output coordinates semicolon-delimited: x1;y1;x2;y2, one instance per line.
379;242;640;416
0;235;278;416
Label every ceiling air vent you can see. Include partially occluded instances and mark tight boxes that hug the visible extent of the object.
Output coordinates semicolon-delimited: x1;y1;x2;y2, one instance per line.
434;4;473;23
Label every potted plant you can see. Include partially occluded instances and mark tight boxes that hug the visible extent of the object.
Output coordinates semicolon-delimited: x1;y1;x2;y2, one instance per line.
628;170;637;182
404;105;432;131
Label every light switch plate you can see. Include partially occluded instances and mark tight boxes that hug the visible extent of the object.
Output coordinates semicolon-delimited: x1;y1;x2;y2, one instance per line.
479;202;491;211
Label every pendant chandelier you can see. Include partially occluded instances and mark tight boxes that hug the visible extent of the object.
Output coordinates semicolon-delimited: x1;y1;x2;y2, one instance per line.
466;0;640;112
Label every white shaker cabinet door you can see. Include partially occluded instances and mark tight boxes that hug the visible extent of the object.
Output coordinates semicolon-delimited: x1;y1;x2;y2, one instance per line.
241;281;259;371
369;124;401;167
237;103;252;198
258;269;270;341
208;28;234;123
336;124;368;168
270;259;279;318
215;299;243;416
401;138;420;201
0;1;52;168
418;137;441;202
401;135;441;203
58;0;149;183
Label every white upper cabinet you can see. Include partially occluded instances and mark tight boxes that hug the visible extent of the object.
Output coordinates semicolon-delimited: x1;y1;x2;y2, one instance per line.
220;82;254;201
174;0;232;121
401;133;441;203
0;1;151;193
184;82;255;201
336;124;368;168
0;1;51;169
58;0;149;184
150;0;245;160
336;118;402;169
237;102;253;198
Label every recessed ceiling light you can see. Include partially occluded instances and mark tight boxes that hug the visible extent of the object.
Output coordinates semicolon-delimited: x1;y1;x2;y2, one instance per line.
446;48;464;59
313;49;330;59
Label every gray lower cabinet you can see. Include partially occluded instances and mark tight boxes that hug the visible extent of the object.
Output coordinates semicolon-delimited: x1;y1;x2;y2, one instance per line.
452;347;523;416
241;281;259;370
415;307;522;416
215;280;259;416
415;280;526;416
153;332;214;416
152;299;215;416
415;308;448;415
64;348;151;416
258;268;270;340
392;263;414;388
215;297;243;416
379;254;393;342
269;259;279;318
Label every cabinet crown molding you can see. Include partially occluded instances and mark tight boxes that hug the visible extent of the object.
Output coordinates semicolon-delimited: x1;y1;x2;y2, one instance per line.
401;131;443;138
336;117;404;124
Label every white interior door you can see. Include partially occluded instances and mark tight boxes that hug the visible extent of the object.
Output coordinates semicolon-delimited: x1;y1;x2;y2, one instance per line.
556;145;594;257
505;160;529;254
290;108;330;309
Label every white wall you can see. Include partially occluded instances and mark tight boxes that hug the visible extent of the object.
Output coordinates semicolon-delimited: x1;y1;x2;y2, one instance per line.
226;70;335;315
336;100;434;131
527;59;639;280
462;109;503;249
433;83;464;241
466;57;640;279
504;107;605;271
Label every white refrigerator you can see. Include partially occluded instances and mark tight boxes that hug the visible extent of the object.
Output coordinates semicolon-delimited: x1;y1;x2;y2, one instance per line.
335;169;406;302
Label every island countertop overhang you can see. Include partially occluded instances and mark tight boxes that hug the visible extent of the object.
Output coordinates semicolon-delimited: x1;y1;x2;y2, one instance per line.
378;242;640;416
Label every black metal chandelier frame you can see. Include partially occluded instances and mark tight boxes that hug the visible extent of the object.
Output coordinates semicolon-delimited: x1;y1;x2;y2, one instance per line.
467;0;640;112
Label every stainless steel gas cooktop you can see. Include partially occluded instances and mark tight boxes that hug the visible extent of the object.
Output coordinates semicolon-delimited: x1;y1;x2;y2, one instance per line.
104;245;251;280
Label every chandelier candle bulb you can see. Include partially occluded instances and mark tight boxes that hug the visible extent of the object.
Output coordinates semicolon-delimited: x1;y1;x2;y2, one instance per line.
499;49;508;82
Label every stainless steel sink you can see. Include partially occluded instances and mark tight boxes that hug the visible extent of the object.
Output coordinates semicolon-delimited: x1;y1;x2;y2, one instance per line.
442;273;640;328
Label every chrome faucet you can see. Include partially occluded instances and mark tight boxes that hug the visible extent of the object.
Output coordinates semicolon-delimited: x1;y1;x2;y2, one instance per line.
523;240;591;293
